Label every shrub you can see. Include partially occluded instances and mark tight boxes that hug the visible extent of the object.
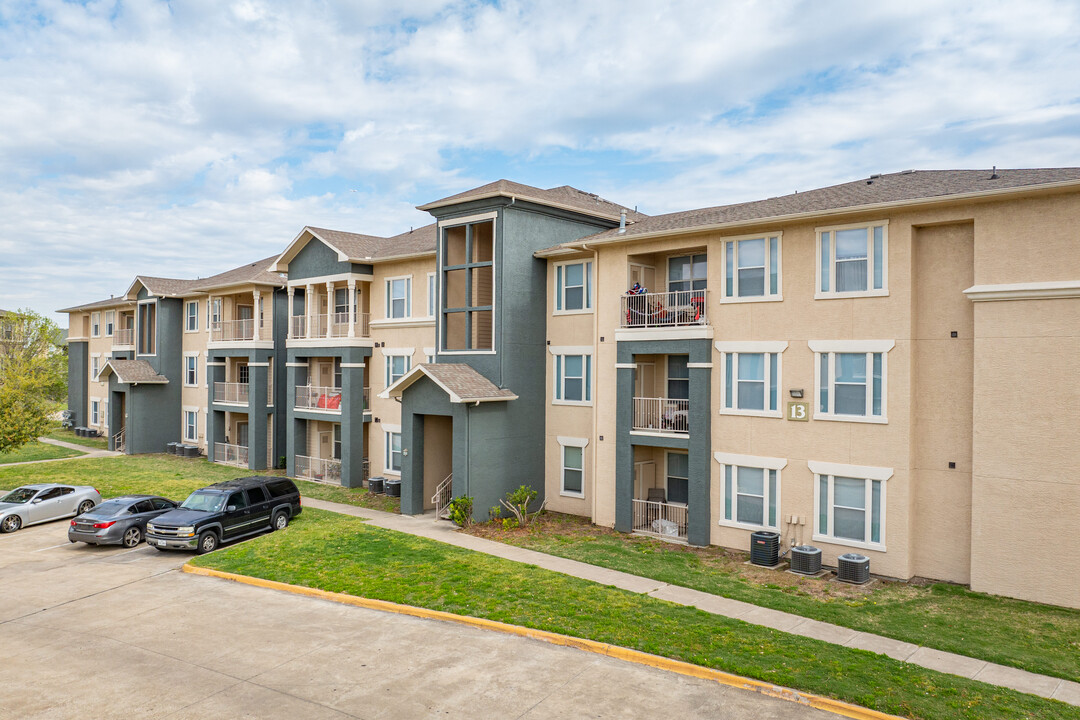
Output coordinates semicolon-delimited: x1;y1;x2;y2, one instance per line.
488;505;502;522
502;517;519;530
499;484;546;527
446;495;474;527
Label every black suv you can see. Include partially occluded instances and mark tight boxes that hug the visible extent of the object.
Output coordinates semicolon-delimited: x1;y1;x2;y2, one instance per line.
146;477;302;554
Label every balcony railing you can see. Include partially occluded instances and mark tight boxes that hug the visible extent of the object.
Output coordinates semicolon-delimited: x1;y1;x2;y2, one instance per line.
210;319;255;342
214;382;250;405
632;498;688;541
633;397;689;434
291;313;370;339
215;443;248;468
295;454;342;484
621;289;708;329
112;328;134;347
295;385;342;411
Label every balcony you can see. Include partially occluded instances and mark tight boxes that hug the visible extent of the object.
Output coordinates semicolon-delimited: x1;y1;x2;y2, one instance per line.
632;397;689;434
112;328;134;348
295;454;341;484
632;498;688;542
290;312;370;340
621;289;708;329
295;385;342;412
214;382;250;405
211;319;255;343
215;443;248;468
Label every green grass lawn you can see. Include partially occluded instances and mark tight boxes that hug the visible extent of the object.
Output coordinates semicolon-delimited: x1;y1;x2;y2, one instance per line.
464;514;1080;682
43;425;110;450
0;441;85;465
192;509;1078;720
0;453;400;513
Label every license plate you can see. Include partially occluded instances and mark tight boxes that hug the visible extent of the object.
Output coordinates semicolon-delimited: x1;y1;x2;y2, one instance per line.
157;540;167;547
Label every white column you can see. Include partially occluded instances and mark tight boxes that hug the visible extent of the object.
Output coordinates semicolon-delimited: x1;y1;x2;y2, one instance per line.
286;287;294;339
325;281;334;338
305;284;314;339
347;279;357;338
252;289;261;342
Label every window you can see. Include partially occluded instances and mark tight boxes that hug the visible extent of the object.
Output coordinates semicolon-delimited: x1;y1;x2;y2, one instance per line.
90;355;100;380
385;353;411;387
185;301;198;332
666;452;689;505
442;217;495;351
105;311;115;336
90;400;100;426
91;312;100;337
558;437;588;498
716;342;786;416
184;410;197;442
237;363;249;385
811;461;892;550
138;302;156;355
666;355;689;400
427;273;437;317
668;254;707;292
247;485;268;504
184;355;198;386
386;277;411;319
555;260;593;312
211;298;222;326
723;235;781;300
385;430;402;473
258;297;264;328
817;223;887;297
227;491;248;510
811;341;892;422
333;424;342;460
715;453;786;530
334;288;350;317
552;352;592;404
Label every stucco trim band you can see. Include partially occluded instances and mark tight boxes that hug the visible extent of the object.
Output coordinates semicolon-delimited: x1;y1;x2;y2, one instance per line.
963;280;1080;302
807;460;894;482
714;452;788;471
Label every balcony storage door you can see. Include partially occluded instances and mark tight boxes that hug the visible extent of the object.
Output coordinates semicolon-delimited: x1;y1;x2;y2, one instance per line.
237;305;253;320
236;422;249;448
634;461;655;500
635;363;655;397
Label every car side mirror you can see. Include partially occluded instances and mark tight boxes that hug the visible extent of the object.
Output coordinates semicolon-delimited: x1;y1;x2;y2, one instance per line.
226;505;236;512
31;498;42;504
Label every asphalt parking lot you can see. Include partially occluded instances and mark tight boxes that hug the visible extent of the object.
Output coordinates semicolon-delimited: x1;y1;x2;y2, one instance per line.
0;519;842;719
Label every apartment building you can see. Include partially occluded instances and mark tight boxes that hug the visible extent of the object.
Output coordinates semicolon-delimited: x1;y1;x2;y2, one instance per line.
62;168;1080;609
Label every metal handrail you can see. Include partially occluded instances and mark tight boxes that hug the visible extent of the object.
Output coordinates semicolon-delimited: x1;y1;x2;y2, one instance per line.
433;473;453;519
632;397;690;434
621;289;708;328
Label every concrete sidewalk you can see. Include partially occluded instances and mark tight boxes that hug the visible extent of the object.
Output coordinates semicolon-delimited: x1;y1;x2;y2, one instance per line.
301;496;1080;707
0;437;121;467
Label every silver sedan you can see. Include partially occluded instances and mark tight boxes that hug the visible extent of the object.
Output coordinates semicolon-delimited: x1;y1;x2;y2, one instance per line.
0;484;101;533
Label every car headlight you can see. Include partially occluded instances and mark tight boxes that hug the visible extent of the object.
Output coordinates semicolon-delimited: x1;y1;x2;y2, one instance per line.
147;523;157;533
177;526;195;537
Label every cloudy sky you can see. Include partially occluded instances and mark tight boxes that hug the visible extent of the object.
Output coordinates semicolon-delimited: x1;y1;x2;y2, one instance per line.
2;0;1079;323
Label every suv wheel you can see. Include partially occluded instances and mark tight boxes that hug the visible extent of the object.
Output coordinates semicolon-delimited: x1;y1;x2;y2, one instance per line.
196;530;219;555
272;512;289;531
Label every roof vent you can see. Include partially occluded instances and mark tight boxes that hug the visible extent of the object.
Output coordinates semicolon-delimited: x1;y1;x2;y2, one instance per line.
990;165;1000;180
900;169;915;174
870;173;882;179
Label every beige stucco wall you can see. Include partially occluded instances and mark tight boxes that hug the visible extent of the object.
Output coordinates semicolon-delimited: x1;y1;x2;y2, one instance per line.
180;294;209;450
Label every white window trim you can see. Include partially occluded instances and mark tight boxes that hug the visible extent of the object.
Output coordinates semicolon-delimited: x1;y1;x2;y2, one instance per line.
384;427;402;476
185;300;200;333
90;353;101;382
557;436;588;498
815;221;889;299
385;275;413;320
713;452;786;531
810;460;892;552
91;312;101;338
90;398;101;426
719;232;783;303
136;299;157;358
715;342;787;418
810;340;893;424
104;310;115;337
384;352;412;389
665;252;708;293
550;350;593;406
183;352;200;387
182;406;200;442
553;258;594;315
426;272;437;319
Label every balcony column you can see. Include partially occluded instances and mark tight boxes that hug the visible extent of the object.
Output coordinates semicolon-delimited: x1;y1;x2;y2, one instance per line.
347;279;357;337
206;360;226;463
686;342;713;547
285;361;301;477
325;281;334;338
247;362;269;470
252;290;262;342
614;351;636;533
340;351;367;488
286;287;294;339
305;284;314;339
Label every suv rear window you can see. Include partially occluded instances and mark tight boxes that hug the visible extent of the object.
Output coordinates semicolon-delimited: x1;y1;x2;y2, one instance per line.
246;485;268;504
266;480;298;498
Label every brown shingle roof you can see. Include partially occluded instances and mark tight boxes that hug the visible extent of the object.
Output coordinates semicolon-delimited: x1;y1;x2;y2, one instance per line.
308;223;438;262
570;168;1080;245
418;179;645;223
97;359;168;384
134;276;205;298
190;256;286;292
57;296;134;313
382;363;517;403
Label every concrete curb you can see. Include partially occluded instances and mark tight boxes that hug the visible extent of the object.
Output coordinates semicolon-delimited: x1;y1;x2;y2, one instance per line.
183;563;902;720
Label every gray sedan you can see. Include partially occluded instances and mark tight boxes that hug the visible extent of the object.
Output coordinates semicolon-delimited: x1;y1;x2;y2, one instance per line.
69;495;178;547
0;484;101;533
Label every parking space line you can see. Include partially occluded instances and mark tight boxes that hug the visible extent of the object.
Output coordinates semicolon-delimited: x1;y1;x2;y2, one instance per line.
33;543;73;552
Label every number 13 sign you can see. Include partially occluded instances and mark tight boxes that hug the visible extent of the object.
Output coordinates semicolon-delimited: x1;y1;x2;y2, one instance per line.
787;402;809;422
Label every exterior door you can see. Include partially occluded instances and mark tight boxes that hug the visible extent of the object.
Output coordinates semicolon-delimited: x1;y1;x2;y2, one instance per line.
627;263;655;292
319;430;331;460
634;461;655;500
319;363;333;388
236;422;249;448
635;363;655;397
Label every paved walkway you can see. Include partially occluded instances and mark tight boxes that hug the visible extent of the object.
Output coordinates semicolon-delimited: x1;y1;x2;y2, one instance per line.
0;437;120;467
301;496;1080;707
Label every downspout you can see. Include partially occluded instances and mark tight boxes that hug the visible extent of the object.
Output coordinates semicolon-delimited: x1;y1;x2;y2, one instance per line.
581;242;601;525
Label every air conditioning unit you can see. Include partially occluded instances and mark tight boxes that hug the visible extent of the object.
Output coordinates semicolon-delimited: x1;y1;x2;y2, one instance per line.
750;531;780;567
790;545;822;575
837;553;870;584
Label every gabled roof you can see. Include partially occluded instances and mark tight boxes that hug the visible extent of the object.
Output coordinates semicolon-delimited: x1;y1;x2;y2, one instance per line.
417;179;646;223
57;296;135;313
124;275;204;301
538;168;1080;251
96;359;168;385
271;224;438;273
190;256;286;293
380;363;518;403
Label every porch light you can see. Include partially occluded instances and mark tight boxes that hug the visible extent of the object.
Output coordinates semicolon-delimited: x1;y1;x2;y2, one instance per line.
789;388;804;398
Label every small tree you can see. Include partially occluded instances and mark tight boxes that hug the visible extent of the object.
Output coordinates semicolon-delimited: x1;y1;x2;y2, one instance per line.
499;485;546;527
0;309;67;454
